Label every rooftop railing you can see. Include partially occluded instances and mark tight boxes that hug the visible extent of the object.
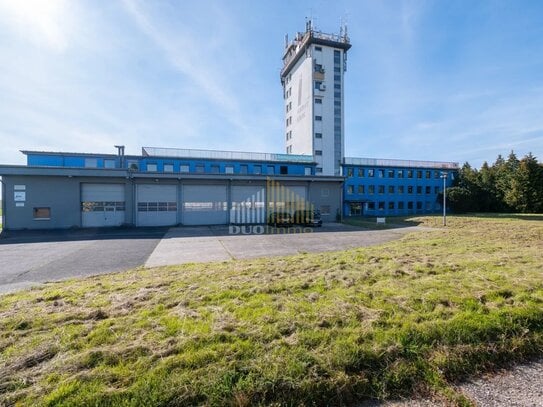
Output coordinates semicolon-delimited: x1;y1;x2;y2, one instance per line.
344;157;459;169
142;147;315;163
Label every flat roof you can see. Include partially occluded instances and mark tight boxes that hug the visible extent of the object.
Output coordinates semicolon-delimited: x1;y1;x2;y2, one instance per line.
344;157;459;170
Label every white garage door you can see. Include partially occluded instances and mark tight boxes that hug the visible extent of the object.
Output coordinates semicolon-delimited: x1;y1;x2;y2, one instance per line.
137;184;178;226
81;183;125;227
268;184;308;212
230;185;266;224
182;184;227;225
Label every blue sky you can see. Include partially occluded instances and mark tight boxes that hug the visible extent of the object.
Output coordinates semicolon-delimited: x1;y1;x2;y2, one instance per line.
1;0;542;169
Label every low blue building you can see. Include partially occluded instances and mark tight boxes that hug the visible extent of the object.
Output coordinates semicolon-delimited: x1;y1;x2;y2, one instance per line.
0;145;458;230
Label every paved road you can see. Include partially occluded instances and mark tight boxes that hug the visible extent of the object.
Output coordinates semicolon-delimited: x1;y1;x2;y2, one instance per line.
145;223;421;267
0;228;166;294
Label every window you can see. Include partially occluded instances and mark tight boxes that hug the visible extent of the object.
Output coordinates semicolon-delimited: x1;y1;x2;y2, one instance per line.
127;160;139;171
314;81;323;90
315;46;322;51
334;75;341;81
267;165;275;175
320;205;331;215
315;115;322;121
369;185;375;194
388;170;395;178
378;202;385;210
378;169;385;178
388;202;395;210
239;165;248;174
253;165;262;175
398;201;404;210
316;167;323;173
33;207;50;220
397;170;404;178
315;63;323;72
315;150;322;156
368;169;375;177
407;170;413;178
304;167;312;176
164;164;174;172
408;201;414;210
347;167;354;177
398;186;404;194
334;84;341;89
417;170;423;179
388;186;395;193
85;158;98;168
146;163;158;172
358;168;364;177
434;171;440;179
426;170;431;179
225;165;234;174
435;186;440;194
408;186;414;194
180;164;190;173
280;166;288;175
426;202;432;210
210;165;220;174
347;185;354;194
334;67;341;73
425;186;431;194
378;185;385;194
368;202;375;210
358;185;365;194
195;164;205;173
417;202;423;210
315;98;322;104
417;186;422;194
104;159;115;169
315;132;322;138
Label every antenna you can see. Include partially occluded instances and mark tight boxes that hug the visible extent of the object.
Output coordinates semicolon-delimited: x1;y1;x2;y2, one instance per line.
285;33;288;48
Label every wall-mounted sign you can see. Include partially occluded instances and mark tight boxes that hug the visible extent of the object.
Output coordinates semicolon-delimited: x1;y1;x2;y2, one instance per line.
16;202;25;207
14;185;26;190
14;191;26;202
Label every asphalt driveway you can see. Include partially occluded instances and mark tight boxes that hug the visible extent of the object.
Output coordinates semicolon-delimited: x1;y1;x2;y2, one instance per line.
0;228;166;294
0;223;422;294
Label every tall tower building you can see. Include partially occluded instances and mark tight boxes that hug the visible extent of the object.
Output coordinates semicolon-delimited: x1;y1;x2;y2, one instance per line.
281;20;351;176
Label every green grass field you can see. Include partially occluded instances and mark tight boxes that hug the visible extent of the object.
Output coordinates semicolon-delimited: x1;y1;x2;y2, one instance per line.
0;215;542;406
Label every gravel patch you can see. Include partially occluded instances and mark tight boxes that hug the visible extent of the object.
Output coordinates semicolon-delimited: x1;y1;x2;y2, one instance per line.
460;359;543;406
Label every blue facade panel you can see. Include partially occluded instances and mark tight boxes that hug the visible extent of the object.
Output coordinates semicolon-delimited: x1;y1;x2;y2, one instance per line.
342;165;456;217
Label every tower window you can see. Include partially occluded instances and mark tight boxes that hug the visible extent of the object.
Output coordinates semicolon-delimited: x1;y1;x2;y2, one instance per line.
315;98;322;104
315;150;322;156
315;132;322;138
315;116;322;121
315;46;322;51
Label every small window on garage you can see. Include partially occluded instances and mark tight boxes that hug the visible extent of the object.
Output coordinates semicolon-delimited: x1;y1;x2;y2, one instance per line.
320;205;331;215
164;164;174;172
33;207;51;220
147;163;158;172
280;166;288;175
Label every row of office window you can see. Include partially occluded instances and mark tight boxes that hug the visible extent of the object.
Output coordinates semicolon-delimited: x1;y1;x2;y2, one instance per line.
346;167;445;179
347;185;441;195
350;201;438;214
145;163;311;176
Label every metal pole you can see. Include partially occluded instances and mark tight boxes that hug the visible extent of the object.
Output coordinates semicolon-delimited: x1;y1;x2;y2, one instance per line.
442;173;447;226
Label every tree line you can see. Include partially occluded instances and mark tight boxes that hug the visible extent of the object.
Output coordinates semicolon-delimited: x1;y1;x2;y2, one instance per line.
446;152;543;213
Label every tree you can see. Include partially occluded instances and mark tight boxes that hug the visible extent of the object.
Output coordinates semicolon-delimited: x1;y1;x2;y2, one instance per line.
507;153;543;213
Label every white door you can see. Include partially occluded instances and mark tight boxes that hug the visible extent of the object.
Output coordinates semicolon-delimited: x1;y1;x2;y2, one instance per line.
137;184;178;226
81;183;125;227
230;185;266;224
182;184;227;225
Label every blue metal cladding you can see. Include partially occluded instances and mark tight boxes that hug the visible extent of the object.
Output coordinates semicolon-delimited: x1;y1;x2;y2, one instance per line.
342;165;456;216
25;152;315;176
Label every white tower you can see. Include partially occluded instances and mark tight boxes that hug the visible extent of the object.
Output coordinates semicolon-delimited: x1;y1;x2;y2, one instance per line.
281;20;351;176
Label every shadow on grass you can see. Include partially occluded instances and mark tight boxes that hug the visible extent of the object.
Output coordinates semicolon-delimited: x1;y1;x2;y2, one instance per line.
343;215;435;230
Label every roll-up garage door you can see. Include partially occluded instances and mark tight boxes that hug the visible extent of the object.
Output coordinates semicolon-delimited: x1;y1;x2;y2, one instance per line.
182;184;227;225
137;184;178;226
267;184;308;213
81;183;125;227
230;185;266;224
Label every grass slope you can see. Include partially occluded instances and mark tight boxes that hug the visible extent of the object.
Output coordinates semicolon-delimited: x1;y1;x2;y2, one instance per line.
1;215;542;406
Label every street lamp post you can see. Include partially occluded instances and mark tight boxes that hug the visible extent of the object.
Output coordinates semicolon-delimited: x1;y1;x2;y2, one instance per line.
440;172;448;226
